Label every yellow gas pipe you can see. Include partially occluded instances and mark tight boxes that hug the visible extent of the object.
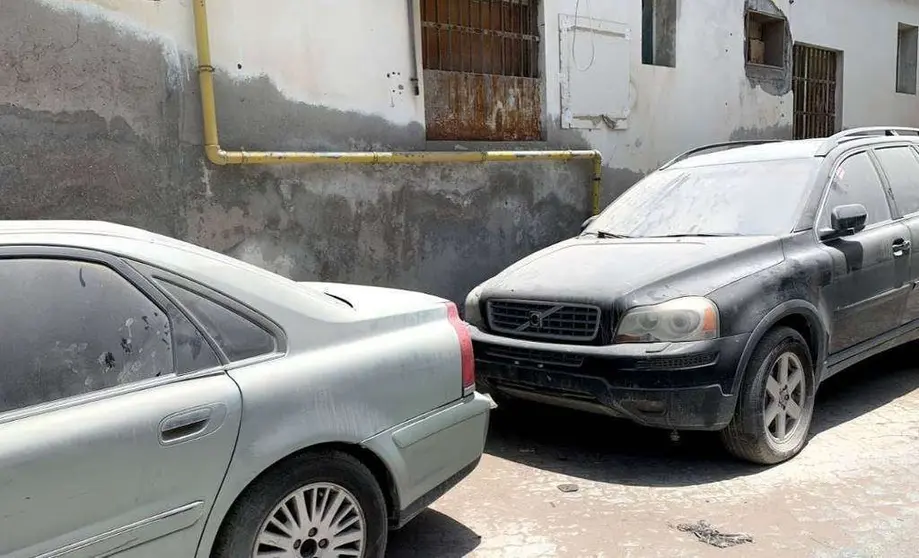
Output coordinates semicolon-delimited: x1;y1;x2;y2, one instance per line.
192;0;603;215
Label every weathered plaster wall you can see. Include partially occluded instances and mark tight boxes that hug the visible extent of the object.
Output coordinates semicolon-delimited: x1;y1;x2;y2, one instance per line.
545;0;792;197
1;0;790;304
791;0;919;129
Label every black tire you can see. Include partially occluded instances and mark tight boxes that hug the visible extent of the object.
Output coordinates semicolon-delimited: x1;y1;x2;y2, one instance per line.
720;326;817;465
212;450;388;558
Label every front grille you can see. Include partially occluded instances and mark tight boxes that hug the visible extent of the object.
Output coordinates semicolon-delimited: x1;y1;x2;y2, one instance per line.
486;299;601;342
481;345;585;368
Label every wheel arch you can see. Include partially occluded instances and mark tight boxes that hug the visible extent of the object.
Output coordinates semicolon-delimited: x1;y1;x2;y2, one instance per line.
729;300;829;397
198;441;399;557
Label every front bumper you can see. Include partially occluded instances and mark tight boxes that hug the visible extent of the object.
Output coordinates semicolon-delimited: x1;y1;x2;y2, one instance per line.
471;326;749;431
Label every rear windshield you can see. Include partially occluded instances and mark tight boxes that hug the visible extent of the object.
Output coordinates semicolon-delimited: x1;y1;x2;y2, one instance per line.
586;158;821;238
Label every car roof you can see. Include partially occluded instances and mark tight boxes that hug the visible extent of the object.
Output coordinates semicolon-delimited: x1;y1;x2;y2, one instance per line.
667;139;825;169
0;220;354;332
0;220;177;242
668;128;919;170
0;220;234;267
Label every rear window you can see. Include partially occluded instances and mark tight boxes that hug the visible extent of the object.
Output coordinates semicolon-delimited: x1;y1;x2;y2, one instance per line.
587;158;821;237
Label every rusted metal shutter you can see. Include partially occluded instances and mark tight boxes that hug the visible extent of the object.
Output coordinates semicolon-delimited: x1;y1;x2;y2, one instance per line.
421;0;542;141
793;44;839;140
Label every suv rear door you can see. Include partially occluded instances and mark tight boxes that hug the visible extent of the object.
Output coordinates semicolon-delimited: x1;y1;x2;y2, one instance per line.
817;151;911;354
872;144;919;325
0;248;241;557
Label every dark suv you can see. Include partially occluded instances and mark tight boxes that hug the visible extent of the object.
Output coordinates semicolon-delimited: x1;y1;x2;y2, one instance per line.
465;127;919;464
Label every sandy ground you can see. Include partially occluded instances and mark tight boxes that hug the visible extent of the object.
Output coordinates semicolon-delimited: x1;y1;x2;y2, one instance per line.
387;345;919;558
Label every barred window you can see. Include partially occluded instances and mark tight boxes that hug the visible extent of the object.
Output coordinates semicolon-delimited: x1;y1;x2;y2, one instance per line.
421;0;542;141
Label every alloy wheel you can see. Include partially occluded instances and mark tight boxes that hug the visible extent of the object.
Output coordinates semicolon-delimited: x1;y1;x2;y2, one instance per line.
253;482;366;558
763;351;807;443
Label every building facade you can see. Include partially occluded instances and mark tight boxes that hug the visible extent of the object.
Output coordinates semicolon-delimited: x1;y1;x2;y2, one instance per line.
2;0;918;303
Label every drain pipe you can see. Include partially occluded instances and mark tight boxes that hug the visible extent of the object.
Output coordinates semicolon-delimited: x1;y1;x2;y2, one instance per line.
407;0;420;96
192;0;604;215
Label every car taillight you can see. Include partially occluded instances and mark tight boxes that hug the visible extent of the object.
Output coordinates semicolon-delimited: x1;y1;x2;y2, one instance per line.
445;302;476;396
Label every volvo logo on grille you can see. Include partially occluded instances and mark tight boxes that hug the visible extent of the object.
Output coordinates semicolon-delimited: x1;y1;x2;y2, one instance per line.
515;305;564;332
528;311;543;327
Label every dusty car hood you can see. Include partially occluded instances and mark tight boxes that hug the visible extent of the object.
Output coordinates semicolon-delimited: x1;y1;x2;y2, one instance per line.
482;235;784;307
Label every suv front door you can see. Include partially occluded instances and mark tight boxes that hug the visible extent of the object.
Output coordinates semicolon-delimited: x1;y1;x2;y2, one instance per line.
0;249;242;557
818;151;911;355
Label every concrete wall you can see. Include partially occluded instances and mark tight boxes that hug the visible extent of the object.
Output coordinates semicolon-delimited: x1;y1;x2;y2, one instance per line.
547;0;792;178
2;0;795;304
791;0;919;128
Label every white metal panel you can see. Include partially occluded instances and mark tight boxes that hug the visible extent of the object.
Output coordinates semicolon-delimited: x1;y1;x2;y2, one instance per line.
559;14;631;130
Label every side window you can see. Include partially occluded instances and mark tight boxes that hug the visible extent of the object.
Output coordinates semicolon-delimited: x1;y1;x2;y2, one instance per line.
875;147;919;216
820;152;892;230
0;259;173;413
157;280;276;362
171;307;221;374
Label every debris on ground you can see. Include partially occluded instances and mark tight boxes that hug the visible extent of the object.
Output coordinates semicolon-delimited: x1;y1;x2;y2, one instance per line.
557;483;579;493
675;520;754;548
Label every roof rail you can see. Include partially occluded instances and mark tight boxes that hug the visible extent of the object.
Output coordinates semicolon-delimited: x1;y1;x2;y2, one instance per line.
659;140;783;170
816;126;919;156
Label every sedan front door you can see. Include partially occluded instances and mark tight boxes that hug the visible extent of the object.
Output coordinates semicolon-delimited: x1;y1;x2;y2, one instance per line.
0;250;242;557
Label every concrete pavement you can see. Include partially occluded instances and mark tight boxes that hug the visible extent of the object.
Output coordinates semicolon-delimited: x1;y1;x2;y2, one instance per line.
388;345;919;558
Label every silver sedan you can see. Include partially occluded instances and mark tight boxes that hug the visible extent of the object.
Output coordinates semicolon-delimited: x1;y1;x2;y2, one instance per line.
0;221;491;558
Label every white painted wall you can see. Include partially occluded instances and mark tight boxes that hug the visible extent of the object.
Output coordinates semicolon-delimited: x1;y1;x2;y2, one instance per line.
545;0;791;178
791;0;919;128
37;0;424;125
39;0;919;181
38;0;788;175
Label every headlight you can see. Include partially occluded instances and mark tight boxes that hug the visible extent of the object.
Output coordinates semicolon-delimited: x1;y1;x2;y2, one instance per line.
615;297;719;343
463;285;484;326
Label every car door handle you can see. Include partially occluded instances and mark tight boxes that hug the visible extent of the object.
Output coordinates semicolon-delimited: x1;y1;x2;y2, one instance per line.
159;407;213;444
893;238;912;257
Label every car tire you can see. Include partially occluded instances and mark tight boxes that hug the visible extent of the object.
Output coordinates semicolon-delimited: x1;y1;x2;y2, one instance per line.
211;450;388;558
720;326;817;465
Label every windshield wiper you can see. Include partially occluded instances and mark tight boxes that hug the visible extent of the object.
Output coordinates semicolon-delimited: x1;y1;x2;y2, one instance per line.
649;233;740;238
596;230;632;239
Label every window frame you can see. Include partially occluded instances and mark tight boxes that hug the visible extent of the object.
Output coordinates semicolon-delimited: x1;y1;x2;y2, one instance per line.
744;9;788;70
871;143;919;219
418;0;545;142
0;246;225;424
896;23;918;96
128;261;287;369
812;148;898;241
641;0;677;68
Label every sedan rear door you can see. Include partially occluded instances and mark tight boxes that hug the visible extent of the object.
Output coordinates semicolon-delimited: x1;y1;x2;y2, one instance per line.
0;248;241;557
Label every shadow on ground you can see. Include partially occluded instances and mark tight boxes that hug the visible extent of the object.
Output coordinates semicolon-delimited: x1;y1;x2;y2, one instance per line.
386;509;482;557
811;343;919;434
483;343;919;488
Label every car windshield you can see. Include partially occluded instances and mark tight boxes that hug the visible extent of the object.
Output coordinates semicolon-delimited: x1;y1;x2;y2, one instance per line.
586;158;821;238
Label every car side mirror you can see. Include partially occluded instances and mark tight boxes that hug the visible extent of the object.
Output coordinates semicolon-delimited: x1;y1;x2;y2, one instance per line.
581;215;598;232
821;204;868;239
